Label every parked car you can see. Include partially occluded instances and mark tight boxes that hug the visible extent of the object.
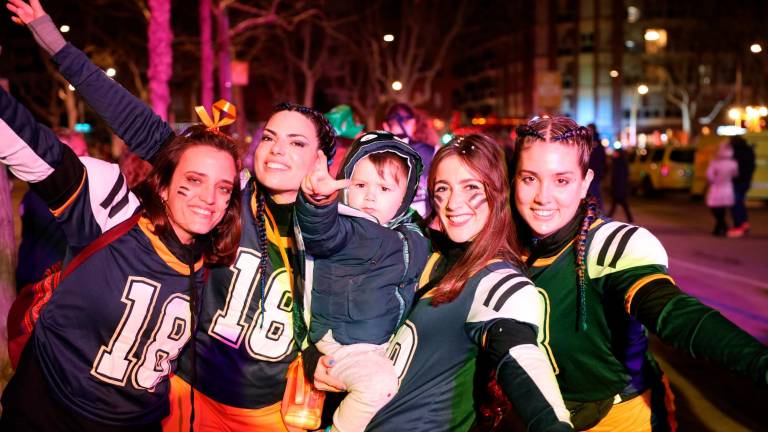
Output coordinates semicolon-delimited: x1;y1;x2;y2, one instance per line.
628;146;695;195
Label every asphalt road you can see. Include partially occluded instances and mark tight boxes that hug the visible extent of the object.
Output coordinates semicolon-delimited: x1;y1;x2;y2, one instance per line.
609;192;768;432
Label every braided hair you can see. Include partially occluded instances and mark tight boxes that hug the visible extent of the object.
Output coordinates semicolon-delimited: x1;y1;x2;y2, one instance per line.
255;192;269;328
512;116;597;331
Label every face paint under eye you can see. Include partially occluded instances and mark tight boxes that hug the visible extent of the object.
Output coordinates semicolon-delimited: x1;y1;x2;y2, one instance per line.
468;192;487;209
177;185;190;197
433;193;446;205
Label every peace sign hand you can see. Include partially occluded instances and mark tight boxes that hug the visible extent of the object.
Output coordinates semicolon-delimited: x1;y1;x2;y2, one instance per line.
301;151;350;200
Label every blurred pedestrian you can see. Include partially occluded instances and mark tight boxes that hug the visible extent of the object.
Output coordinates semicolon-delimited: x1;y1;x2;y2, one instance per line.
727;136;756;237
382;103;435;218
706;141;738;236
607;147;633;223
587;123;605;210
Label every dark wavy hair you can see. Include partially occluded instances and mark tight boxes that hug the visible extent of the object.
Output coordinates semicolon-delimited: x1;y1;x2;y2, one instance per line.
133;124;243;266
428;134;523;306
273;102;337;164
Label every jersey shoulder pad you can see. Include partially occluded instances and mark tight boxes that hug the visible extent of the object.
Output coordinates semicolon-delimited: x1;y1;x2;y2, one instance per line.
467;264;541;328
587;221;667;278
80;156;141;231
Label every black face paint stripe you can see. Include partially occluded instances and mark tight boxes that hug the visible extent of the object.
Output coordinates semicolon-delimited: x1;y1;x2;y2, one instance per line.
433;193;446;205
468;192;487;209
177;185;190;197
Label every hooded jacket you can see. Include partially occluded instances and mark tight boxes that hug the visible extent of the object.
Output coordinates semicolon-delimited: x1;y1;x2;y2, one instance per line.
295;131;431;345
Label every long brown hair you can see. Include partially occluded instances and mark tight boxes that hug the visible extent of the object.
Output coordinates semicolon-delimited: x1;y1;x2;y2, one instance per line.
133;124;243;265
428;134;523;306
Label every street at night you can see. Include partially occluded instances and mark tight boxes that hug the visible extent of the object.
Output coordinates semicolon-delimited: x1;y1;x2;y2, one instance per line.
619;193;768;431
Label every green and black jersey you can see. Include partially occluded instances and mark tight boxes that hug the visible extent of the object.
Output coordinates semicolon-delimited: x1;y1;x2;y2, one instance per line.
527;218;671;403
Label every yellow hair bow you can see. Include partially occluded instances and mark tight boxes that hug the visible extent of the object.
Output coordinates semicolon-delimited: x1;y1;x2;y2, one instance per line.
194;99;237;132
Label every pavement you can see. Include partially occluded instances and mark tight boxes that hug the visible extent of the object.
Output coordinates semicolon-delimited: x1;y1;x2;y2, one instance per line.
615;192;768;432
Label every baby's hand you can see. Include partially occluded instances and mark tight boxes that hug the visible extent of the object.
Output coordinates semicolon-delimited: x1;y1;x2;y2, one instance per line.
302;151;350;199
6;0;46;25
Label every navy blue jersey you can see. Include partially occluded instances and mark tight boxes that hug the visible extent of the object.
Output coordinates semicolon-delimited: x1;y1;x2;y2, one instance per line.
368;259;570;431
50;43;304;409
174;183;299;408
0;87;203;424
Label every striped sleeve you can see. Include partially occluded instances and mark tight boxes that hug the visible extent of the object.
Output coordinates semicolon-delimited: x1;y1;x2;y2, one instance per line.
467;267;541;327
587;222;668;276
587;221;674;313
466;267;572;430
0;87;140;247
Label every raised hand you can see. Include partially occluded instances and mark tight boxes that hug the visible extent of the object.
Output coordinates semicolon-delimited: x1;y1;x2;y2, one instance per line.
301;150;350;199
6;0;46;25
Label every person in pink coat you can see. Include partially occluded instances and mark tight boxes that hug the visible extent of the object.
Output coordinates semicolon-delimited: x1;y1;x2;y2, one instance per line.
706;141;739;236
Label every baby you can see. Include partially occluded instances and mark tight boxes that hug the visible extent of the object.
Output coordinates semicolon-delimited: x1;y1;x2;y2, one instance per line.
295;131;429;432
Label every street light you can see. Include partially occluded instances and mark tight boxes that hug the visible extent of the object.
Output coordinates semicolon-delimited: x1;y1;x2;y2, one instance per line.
629;84;648;147
391;81;403;91
383;34;395;43
60;25;70;33
106;68;117;78
644;30;660;41
609;70;619;78
750;43;763;54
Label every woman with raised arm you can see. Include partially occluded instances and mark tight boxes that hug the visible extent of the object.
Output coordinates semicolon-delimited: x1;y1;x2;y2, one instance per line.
6;1;342;430
0;86;241;430
510;115;768;431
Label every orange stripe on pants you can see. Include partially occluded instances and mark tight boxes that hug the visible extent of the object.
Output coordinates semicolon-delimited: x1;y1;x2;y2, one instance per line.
162;375;290;432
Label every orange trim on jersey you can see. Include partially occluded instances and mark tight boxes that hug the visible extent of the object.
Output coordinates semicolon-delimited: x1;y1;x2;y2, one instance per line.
623;274;675;314
529;218;605;267
530;240;574;267
50;170;87;217
138;217;204;275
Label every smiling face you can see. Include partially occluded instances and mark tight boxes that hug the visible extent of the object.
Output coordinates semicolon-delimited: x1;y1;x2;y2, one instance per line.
160;145;237;244
514;141;593;238
432;155;490;243
254;110;320;204
347;155;407;225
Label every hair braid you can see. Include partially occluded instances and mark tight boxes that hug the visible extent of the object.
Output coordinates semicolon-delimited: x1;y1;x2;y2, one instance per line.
256;192;268;329
574;196;599;331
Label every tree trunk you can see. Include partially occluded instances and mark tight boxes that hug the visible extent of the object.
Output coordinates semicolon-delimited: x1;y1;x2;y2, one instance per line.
216;6;232;102
147;0;173;120
0;168;17;394
200;0;215;108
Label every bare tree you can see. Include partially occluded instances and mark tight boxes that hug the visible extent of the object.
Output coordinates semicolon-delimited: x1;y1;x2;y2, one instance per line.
147;0;173;120
200;0;215;108
322;0;467;125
